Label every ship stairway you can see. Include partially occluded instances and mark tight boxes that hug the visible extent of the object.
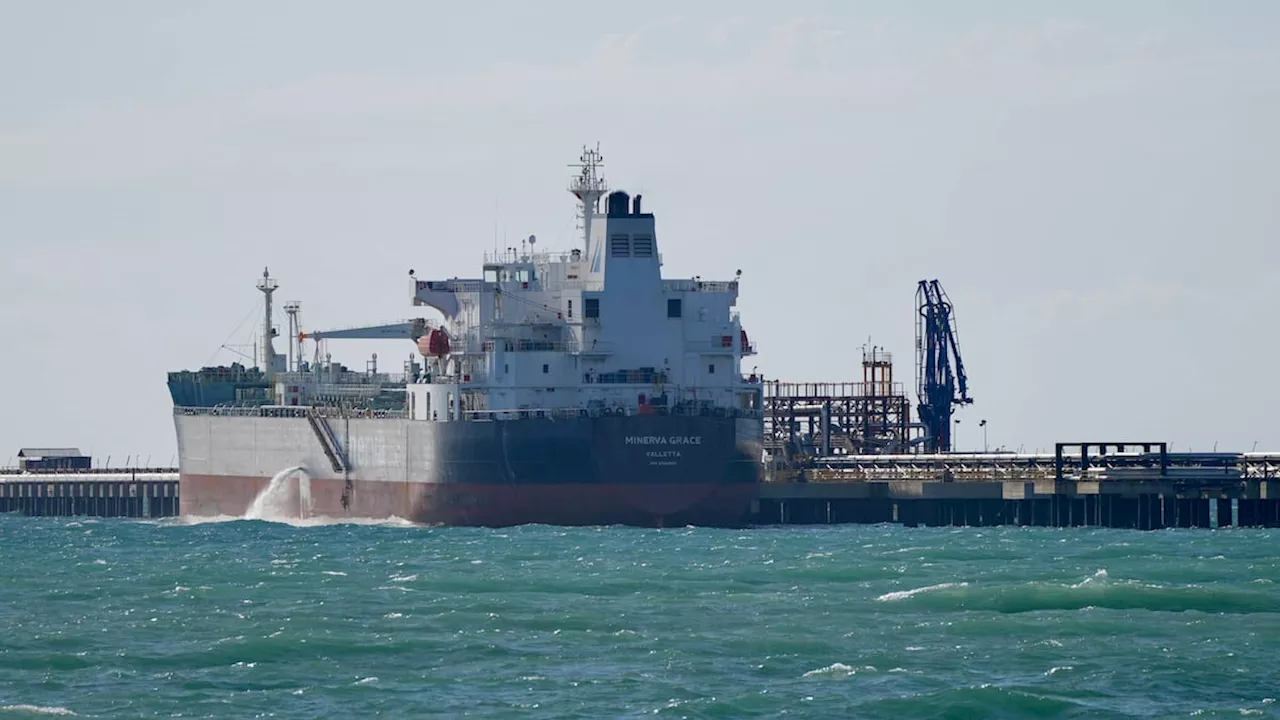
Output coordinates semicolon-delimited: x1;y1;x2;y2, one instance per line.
306;410;348;473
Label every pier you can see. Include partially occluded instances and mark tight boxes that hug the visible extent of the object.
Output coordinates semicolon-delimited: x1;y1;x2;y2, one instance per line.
752;444;1280;529
0;469;180;518
5;444;1280;529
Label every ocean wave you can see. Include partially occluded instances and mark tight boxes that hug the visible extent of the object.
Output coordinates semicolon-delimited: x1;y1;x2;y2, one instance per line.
802;663;877;679
876;582;969;602
857;684;1090;717
0;707;76;717
156;514;419;528
875;570;1277;614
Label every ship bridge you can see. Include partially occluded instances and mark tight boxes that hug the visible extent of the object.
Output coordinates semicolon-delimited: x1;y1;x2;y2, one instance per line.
404;147;761;423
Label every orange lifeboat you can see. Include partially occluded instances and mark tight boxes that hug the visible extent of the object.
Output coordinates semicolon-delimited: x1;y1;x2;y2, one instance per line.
417;328;451;357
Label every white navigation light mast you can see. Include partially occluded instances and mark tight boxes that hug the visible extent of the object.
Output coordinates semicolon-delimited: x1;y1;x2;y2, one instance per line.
283;300;301;372
256;267;278;376
568;143;607;253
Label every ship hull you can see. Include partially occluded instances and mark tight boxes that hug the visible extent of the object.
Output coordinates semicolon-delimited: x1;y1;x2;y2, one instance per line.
176;412;762;527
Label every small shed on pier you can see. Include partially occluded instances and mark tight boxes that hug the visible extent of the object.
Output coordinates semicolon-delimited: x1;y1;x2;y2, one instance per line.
17;448;91;472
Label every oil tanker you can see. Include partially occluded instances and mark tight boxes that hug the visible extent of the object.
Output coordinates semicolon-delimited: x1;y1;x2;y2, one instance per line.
168;146;764;526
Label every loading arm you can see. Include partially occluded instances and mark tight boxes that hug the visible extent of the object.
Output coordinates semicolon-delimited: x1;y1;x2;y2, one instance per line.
915;279;973;452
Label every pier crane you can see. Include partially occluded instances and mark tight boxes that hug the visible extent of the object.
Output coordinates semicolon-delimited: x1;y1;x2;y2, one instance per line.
915;280;972;452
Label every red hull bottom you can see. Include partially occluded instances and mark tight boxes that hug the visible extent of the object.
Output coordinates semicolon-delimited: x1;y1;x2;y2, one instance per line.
180;474;758;528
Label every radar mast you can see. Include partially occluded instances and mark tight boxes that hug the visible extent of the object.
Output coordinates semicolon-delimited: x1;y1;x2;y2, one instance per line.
568;143;607;254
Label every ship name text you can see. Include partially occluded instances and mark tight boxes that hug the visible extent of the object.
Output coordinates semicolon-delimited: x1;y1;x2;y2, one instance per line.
625;436;702;446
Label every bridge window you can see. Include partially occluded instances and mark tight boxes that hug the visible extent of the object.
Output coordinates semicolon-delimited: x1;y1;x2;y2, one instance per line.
667;298;682;318
584;298;600;318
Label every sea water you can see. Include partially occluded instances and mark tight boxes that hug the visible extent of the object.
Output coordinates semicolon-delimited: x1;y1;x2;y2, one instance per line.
243;466;306;521
1;516;1277;718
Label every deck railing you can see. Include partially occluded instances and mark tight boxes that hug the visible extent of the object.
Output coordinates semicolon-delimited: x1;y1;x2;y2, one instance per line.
663;279;739;293
175;406;409;419
174;402;762;422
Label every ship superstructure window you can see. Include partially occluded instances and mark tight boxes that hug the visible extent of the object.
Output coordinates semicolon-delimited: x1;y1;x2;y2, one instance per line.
584;298;600;318
567;300;573;318
632;236;654;257
667;298;682;318
610;234;630;257
543;364;549;374
708;363;716;374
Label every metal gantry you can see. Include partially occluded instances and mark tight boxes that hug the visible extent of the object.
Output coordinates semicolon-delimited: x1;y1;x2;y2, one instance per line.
763;347;914;469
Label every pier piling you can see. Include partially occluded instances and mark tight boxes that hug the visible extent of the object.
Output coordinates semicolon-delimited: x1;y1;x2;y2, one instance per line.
752;449;1280;529
0;471;179;519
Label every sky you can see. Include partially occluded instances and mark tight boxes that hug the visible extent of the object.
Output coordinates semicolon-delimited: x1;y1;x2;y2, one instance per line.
1;1;1277;465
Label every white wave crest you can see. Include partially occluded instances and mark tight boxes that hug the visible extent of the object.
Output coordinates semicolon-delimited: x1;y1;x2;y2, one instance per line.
164;514;418;528
802;663;862;678
876;582;968;602
1;706;77;716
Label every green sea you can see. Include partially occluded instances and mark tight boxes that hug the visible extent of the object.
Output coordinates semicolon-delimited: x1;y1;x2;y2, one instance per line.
1;516;1278;718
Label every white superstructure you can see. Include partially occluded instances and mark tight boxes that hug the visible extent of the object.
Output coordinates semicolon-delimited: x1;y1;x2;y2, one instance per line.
407;146;761;422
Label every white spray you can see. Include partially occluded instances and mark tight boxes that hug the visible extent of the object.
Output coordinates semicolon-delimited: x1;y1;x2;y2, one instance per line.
245;466;307;520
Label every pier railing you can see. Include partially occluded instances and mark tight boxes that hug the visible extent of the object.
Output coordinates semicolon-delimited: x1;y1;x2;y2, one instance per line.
765;380;908;400
0;467;179;476
777;451;1280;484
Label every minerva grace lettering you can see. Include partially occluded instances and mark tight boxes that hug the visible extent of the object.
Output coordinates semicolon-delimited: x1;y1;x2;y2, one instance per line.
624;436;702;445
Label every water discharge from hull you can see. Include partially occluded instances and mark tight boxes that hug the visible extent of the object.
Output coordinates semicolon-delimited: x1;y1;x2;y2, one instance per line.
244;466;306;521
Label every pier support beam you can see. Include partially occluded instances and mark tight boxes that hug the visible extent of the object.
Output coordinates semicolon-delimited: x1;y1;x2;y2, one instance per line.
1216;499;1233;528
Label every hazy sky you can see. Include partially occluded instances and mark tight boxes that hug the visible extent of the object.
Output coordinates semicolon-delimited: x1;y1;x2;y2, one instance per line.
2;1;1277;464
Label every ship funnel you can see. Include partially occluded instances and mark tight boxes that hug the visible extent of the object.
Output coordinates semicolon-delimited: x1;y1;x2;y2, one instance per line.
607;190;630;217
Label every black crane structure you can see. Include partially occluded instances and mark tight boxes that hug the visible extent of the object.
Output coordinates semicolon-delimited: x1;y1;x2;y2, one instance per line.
915;279;972;452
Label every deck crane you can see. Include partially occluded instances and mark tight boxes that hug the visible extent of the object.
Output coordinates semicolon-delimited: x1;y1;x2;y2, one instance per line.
915;280;972;452
299;319;431;343
297;318;434;374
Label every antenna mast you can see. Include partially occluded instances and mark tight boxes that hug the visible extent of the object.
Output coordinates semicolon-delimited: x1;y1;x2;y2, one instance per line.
568;143;607;254
256;267;278;378
283;301;301;372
